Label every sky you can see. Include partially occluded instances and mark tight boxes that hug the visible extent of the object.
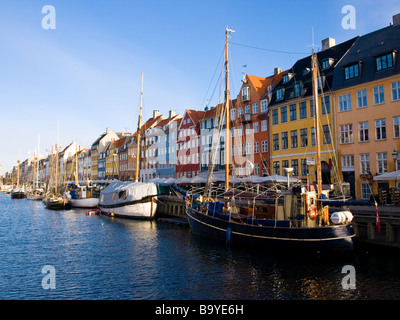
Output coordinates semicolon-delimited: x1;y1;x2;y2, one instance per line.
1;0;399;174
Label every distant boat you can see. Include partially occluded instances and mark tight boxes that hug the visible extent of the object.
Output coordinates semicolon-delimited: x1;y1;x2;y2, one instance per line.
64;146;99;209
11;187;26;199
11;160;25;199
65;185;99;208
98;73;157;219
43;194;72;210
44;121;71;210
26;189;44;201
27;136;44;201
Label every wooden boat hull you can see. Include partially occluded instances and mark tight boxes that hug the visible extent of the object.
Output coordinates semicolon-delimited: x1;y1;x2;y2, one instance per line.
186;206;355;253
43;198;72;210
26;194;44;201
70;197;99;208
11;191;26;199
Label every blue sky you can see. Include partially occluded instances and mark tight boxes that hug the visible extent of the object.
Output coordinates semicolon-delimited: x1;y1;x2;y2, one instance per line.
1;0;399;173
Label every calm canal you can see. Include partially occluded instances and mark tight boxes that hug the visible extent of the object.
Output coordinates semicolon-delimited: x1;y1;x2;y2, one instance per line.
1;193;399;300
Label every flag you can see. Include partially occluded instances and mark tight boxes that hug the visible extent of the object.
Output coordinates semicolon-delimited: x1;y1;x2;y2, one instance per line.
375;201;381;234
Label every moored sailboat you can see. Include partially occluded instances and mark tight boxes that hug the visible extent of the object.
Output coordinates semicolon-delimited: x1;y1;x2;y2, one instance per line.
98;73;157;219
43;121;72;210
11;160;26;199
184;28;355;253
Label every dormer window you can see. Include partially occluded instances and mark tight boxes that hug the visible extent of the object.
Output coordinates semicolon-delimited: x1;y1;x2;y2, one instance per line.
242;87;250;101
344;63;360;80
276;88;284;101
376;52;394;71
322;58;334;70
282;73;293;84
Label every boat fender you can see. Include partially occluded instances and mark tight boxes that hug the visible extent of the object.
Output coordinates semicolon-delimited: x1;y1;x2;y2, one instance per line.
308;206;318;220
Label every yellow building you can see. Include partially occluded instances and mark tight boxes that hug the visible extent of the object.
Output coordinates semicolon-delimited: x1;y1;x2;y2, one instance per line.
268;37;357;191
332;20;400;201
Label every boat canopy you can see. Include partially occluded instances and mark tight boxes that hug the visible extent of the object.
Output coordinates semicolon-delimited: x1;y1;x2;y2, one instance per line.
99;181;157;205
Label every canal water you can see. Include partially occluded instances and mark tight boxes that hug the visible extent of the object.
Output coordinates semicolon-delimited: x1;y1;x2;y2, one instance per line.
1;193;399;300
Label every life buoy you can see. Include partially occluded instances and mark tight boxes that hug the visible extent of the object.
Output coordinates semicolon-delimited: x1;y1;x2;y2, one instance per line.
308;206;318;220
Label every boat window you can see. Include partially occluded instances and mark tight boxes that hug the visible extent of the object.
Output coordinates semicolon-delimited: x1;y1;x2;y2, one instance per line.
119;190;127;201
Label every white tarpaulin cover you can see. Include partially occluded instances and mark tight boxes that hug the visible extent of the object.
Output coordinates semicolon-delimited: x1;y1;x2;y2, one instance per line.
99;180;157;205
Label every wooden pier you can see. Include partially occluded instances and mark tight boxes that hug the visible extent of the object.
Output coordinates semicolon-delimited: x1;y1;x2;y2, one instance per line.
156;194;186;218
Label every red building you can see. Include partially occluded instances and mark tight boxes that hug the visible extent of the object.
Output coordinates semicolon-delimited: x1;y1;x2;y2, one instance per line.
176;109;205;178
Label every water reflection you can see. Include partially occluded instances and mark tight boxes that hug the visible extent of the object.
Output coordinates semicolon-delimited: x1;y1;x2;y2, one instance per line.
1;193;400;299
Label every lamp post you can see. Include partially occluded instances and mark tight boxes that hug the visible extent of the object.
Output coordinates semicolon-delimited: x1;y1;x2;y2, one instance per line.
284;167;294;190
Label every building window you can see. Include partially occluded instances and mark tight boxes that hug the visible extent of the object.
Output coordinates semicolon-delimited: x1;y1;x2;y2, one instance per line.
375;119;386;140
281;132;288;150
291;130;298;148
273;134;279;151
357;89;367;108
261;100;268;113
290;104;297;121
361;183;372;200
283;74;289;83
254;163;260;176
339;93;352;112
300;128;308;147
253;121;259;133
282;160;289;171
299;102;307;119
238;107;243;118
392;81;400;101
341;155;354;170
276;89;283;101
340;124;353;144
245;105;251;115
376;53;393;71
261;120;267;132
377;152;388;174
253;102;259;114
310;100;314;118
231;108;236;120
373;85;385;105
272;109;278;125
281;106;287;123
394;116;400;138
273;161;280;175
323;125;331;145
360;153;370;174
245;124;251;135
311;127;315;146
242;87;250;101
292;159;298;176
301;159;309;176
261;140;268;153
345;64;360;80
358;121;369;142
254;142;259;153
321;96;330;115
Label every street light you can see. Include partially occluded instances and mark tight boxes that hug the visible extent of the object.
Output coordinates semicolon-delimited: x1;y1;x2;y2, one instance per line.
284;167;294;190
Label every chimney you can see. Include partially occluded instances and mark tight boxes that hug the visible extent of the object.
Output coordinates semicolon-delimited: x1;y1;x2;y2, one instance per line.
106;127;109;133
393;13;400;25
274;67;282;75
321;38;336;51
153;109;160;118
169;110;176;118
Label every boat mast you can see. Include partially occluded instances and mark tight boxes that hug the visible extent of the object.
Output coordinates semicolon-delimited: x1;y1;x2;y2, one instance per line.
311;49;322;196
55;120;59;195
224;27;234;192
135;72;143;182
75;143;79;186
